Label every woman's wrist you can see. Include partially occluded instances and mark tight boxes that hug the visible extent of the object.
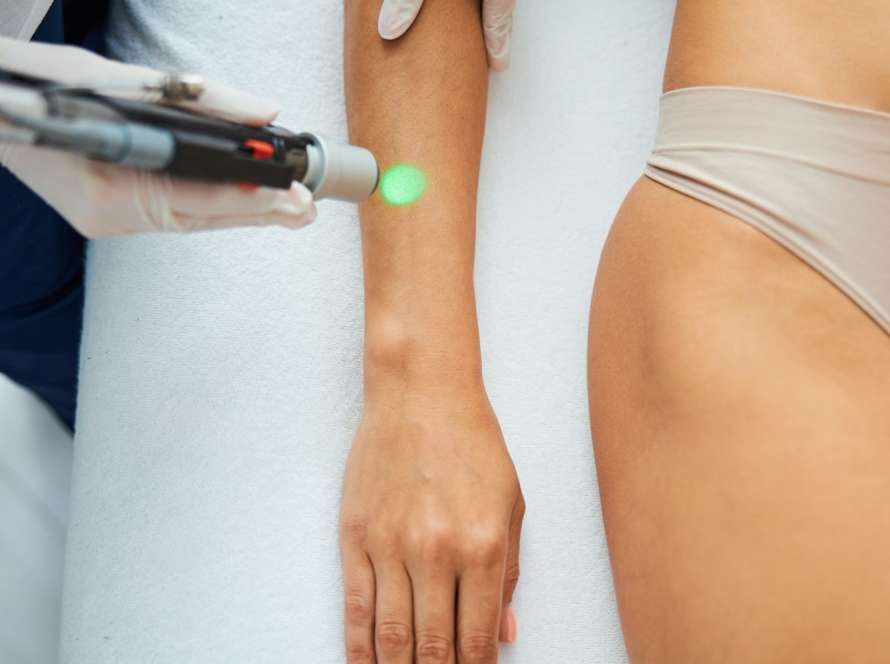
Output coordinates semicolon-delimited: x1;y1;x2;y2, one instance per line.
363;311;485;396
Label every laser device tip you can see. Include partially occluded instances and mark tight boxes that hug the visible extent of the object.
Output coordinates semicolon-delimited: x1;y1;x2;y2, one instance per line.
299;132;378;203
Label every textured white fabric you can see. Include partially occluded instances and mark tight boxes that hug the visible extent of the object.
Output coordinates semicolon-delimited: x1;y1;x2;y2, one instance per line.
0;0;51;39
60;1;674;661
0;375;72;664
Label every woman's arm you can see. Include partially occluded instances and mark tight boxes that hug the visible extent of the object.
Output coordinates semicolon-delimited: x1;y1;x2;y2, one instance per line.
340;2;524;663
345;0;486;391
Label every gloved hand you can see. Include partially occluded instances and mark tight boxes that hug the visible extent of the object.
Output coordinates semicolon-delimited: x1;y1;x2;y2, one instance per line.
0;36;316;237
378;0;515;71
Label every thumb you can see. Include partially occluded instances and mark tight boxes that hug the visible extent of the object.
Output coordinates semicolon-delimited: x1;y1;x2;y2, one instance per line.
499;489;525;642
378;0;426;40
483;0;515;72
162;179;317;232
176;80;282;127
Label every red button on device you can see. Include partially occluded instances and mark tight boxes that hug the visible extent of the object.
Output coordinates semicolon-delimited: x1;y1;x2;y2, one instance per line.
244;139;274;160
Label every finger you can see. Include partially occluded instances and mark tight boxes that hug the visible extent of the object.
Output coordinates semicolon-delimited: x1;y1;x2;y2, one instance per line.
372;560;414;664
456;562;504;663
165;180;316;232
498;491;524;643
341;534;378;664
176;80;282;126
482;0;515;72
0;36;118;84
498;605;516;644
411;567;457;664
0;36;166;97
378;0;426;40
0;36;281;125
501;491;525;608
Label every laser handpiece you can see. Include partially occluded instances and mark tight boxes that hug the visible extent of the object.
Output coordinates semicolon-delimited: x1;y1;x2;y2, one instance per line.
0;70;379;203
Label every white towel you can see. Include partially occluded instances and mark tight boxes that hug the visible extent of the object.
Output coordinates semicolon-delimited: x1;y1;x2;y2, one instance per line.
61;1;674;661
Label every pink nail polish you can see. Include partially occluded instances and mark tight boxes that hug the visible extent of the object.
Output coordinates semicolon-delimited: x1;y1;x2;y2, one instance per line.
506;606;517;643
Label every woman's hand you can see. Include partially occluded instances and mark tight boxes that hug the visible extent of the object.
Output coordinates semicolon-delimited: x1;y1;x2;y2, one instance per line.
344;0;516;658
340;384;524;663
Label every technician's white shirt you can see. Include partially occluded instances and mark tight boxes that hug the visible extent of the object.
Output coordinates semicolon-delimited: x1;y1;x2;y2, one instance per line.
0;0;52;39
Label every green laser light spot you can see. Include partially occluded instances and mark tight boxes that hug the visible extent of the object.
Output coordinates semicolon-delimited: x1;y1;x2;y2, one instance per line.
379;164;428;206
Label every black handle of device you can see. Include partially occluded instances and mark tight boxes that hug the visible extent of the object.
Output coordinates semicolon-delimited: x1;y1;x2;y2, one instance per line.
98;97;311;188
0;69;311;189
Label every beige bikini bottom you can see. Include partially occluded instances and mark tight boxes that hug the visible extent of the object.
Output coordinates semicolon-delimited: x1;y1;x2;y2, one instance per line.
645;86;890;334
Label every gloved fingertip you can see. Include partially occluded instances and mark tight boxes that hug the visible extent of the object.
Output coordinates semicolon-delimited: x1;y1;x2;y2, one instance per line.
378;11;410;40
294;201;318;226
379;0;425;40
272;183;317;227
241;97;282;126
192;80;283;126
266;208;316;230
288;181;315;207
482;23;509;71
489;51;511;72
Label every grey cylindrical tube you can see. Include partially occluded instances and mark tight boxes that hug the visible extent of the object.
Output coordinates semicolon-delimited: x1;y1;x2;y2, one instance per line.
118;123;175;169
298;132;378;202
3;113;174;170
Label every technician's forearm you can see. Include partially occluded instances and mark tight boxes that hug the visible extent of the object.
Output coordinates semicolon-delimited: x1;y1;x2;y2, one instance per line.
344;0;489;397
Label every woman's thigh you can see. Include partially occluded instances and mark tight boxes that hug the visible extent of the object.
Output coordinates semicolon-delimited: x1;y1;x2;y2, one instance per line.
588;176;890;663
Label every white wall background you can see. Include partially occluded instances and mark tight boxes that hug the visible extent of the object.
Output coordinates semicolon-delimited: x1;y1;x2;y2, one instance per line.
56;1;676;662
0;376;72;664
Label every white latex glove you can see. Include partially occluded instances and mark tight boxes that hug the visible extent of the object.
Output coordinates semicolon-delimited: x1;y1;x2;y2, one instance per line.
0;36;316;237
378;0;515;71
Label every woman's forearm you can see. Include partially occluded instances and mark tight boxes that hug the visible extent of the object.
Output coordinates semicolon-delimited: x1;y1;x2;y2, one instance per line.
341;11;524;660
344;0;489;398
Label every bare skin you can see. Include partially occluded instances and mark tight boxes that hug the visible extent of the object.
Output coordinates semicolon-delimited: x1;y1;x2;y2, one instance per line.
341;2;524;664
589;1;890;662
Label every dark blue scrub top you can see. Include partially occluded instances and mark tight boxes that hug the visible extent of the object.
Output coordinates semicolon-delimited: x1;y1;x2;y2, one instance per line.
0;1;108;432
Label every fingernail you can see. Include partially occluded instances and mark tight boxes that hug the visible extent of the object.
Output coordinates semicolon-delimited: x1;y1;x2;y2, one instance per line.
378;10;401;39
506;605;517;643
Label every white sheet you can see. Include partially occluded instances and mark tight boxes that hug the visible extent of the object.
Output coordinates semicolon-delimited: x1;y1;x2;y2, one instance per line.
0;0;52;39
0;375;71;664
61;1;674;661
